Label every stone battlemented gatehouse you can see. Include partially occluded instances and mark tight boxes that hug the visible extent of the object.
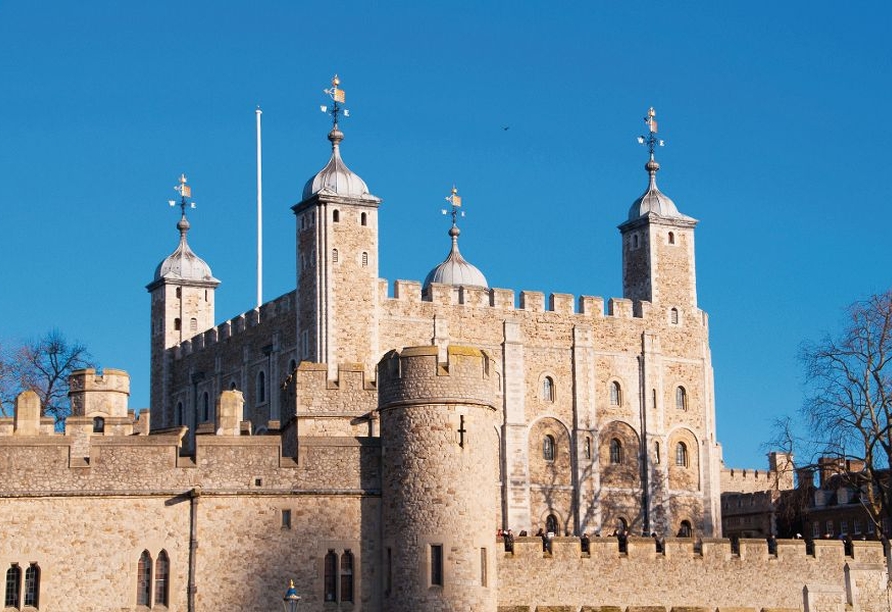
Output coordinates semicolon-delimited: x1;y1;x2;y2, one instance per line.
0;90;888;611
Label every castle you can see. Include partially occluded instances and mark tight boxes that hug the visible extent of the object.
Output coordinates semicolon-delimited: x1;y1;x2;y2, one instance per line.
0;82;888;611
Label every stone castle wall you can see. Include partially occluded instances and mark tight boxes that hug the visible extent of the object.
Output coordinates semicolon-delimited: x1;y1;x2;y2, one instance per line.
497;536;889;611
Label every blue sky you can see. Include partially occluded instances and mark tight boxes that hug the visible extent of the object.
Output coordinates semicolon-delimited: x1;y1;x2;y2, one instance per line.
1;2;889;469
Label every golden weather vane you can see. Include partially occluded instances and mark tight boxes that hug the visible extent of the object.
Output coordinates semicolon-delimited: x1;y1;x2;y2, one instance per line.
168;173;196;217
637;107;666;157
320;74;350;126
441;186;466;226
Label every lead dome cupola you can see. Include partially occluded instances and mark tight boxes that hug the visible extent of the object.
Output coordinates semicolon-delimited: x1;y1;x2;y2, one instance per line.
423;187;488;291
301;75;374;202
627;107;693;222
152;175;219;285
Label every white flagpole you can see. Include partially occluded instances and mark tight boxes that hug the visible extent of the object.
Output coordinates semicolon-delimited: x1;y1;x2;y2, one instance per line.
255;106;263;308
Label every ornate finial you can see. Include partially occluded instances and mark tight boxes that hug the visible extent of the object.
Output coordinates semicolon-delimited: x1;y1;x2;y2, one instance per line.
169;173;197;217
637;106;666;159
441;185;466;230
320;73;350;128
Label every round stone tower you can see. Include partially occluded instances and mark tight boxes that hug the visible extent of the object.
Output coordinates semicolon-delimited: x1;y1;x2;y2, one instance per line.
378;345;499;612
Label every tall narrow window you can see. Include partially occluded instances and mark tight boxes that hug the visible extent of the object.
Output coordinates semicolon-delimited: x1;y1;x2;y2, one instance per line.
670;307;679;324
654;441;661;464
289;359;297;373
430;545;443;586
332;209;340;222
23;564;38;609
340;551;354;603
175;287;182;299
332;248;339;263
610;381;622;406
5;565;20;608
610;438;623;464
668;231;675;244
546;514;559;535
190;317;197;332
675;442;688;467
257;371;266;404
282;509;292;529
202;392;209;422
137;551;152;606
585;436;592;460
176;402;183;426
385;547;392;596
361;252;369;267
360;212;367;226
541;377;555;402
675;386;687;410
174;318;181;331
324;550;337;601
542;435;555;462
154;551;169;607
480;548;487;587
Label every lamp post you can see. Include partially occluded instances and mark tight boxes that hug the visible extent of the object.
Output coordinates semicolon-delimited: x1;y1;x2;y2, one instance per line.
283;579;301;612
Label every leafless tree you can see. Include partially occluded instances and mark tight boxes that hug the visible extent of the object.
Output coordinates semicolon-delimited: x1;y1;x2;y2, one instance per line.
0;330;93;426
797;290;892;533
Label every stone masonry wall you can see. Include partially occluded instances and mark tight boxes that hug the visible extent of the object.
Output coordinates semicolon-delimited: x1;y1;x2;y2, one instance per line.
497;536;889;611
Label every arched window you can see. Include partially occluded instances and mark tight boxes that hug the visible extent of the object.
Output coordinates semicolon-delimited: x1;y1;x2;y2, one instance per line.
675;442;688;467
610;438;623;464
668;231;675;245
545;514;559;535
92;416;105;433
675;386;687;410
332;248;339;263
670;307;679;325
137;551;152;606
202;392;210;422
542;435;555;462
361;252;369;267
5;564;21;608
324;550;337;602
257;371;266;404
230;381;238;391
610;381;622;406
617;517;629;533
678;520;693;538
175;287;182;299
541;376;555;402
332;209;340;223
154;550;169;607
360;212;367;226
23;564;38;609
340;550;354;602
190;317;197;332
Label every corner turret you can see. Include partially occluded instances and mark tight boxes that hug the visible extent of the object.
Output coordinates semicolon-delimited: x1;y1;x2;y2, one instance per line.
378;345;500;612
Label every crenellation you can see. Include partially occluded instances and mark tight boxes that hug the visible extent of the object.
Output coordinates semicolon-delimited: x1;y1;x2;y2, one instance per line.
550;293;574;314
520;291;545;312
578;295;604;316
492;287;515;309
393;279;422;302
608;297;633;318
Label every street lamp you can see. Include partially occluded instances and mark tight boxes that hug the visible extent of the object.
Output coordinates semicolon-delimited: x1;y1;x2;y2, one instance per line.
283;579;301;612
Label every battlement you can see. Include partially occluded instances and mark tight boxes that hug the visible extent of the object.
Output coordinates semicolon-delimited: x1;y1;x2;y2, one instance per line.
377;345;500;410
69;368;130;418
174;291;295;359
722;453;795;494
498;536;889;610
383;279;709;327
